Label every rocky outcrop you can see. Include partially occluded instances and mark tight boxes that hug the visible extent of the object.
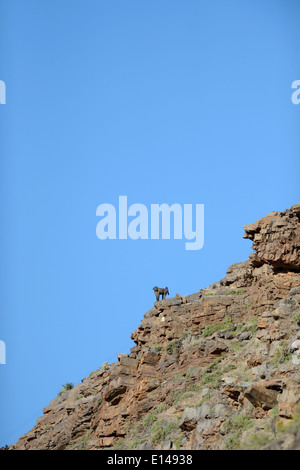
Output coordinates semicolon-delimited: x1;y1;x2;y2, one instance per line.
9;204;300;450
243;203;300;270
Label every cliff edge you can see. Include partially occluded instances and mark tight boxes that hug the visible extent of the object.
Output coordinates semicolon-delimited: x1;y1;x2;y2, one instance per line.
9;204;300;450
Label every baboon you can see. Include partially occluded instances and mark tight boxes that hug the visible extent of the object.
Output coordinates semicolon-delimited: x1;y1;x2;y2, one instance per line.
153;286;169;301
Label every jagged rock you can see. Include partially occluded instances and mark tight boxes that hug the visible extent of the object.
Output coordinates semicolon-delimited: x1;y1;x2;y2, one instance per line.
205;340;228;356
104;385;127;405
278;379;300;418
179;408;202;431
243;205;300;270
244;383;280;410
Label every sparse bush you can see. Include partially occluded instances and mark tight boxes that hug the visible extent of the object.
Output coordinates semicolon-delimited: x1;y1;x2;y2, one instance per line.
223;363;237;373
201;315;233;338
201;370;222;389
240;431;270;450
171;372;184;381
128;422;143;437
231;341;244;352
223;413;253;434
225;289;246;296
293;311;300;325
156;403;167;413
270;405;279;417
242;317;258;334
180;330;192;340
222;414;253;450
58;382;74;396
194;392;212;408
174;434;183;450
187;383;202;392
171;391;193;405
142;402;168;429
128;439;140;449
80;429;91;449
112;439;124;450
201;357;225;389
166;340;180;356
143;412;157;428
272;340;292;365
151;421;178;444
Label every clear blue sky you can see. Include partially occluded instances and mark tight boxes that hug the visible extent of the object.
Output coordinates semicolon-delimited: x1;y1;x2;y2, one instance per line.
0;0;299;447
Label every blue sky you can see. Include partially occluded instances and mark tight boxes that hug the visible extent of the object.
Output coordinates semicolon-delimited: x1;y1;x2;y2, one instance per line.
0;0;299;447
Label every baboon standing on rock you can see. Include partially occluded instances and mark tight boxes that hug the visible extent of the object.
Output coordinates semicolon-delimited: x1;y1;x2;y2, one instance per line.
153;286;169;301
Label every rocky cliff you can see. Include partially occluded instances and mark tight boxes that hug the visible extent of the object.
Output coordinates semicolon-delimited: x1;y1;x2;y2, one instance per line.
9;204;300;450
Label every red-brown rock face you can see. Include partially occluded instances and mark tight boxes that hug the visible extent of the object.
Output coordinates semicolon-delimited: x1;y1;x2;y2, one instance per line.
243;203;300;270
8;204;300;451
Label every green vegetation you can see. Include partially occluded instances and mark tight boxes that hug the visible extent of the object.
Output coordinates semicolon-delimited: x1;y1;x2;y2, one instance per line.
271;340;292;365
151;421;179;444
201;357;225;389
171;372;185;381
165;340;180;356
192;392;212;408
187;383;202;392
192;340;203;347
240;431;270;450
201;370;222;389
128;421;143;437
128;439;140;449
112;439;125;450
80;429;91;450
171;390;194;405
173;434;184;450
143;412;158;428
222;414;253;450
240;317;258;334
180;330;192;340
240;405;300;450
223;362;237;373
231;341;244;352
225;289;246;295
270;405;279;417
201;315;234;338
293;311;300;325
276;404;300;435
156;403;168;413
58;382;74;396
142;403;168;430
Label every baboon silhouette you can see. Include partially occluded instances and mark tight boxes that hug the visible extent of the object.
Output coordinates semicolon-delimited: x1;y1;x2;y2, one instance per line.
153;286;169;301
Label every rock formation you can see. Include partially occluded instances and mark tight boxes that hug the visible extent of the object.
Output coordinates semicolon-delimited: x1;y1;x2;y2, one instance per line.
9;204;300;450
